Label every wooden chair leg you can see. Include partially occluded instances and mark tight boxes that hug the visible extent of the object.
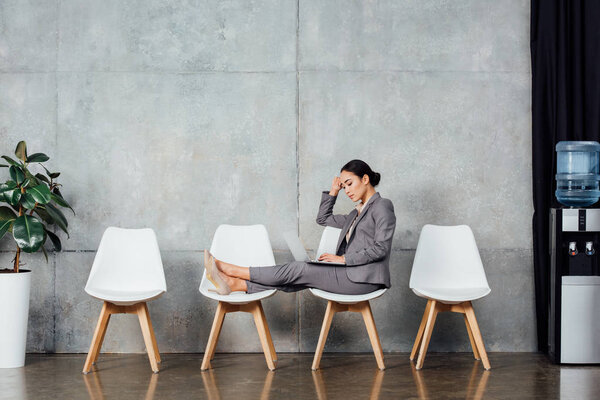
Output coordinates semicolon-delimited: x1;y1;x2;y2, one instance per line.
416;300;438;370
144;303;161;364
360;302;385;370
464;313;481;360
257;302;277;363
83;302;111;374
251;302;277;371
410;300;433;361
202;302;227;371
210;314;225;362
312;301;336;370
92;313;111;365
137;302;160;373
463;302;491;370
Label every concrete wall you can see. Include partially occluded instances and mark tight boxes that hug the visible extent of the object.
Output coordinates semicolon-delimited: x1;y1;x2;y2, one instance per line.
0;0;533;353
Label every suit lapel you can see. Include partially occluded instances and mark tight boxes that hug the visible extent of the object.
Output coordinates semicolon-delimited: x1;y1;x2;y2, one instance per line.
335;193;381;253
348;194;379;241
336;209;357;254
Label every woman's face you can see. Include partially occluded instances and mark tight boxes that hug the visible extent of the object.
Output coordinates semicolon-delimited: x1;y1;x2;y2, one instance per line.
339;170;370;202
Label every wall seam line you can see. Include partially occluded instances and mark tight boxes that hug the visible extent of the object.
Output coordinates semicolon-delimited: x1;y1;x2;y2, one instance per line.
52;0;60;354
295;0;301;353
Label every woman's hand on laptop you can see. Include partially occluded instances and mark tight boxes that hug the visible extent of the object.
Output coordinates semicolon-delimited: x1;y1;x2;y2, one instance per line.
318;253;345;264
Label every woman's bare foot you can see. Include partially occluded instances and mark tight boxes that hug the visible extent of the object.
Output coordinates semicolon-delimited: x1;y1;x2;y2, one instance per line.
217;270;247;292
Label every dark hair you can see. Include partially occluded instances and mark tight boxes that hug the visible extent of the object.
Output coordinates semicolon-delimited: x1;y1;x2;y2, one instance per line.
340;159;381;187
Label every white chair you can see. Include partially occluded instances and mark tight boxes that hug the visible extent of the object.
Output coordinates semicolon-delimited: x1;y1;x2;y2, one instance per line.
310;227;388;370
200;224;278;371
409;224;491;370
82;227;167;374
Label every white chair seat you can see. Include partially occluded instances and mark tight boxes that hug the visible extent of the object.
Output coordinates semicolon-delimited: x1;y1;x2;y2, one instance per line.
411;287;491;304
309;288;388;304
85;287;165;306
199;271;276;304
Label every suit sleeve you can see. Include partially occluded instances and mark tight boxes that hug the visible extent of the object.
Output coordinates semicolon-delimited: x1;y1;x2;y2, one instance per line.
316;191;350;229
344;199;396;266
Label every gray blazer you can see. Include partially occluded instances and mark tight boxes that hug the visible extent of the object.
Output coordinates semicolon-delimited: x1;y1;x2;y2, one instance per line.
316;191;396;287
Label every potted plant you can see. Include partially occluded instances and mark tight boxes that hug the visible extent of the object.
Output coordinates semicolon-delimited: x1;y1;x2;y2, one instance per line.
0;141;73;368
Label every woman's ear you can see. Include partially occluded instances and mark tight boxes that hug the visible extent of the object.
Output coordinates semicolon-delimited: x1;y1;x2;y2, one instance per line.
362;174;370;185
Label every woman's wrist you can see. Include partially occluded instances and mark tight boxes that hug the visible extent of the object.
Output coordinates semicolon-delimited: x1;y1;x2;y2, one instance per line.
329;190;339;196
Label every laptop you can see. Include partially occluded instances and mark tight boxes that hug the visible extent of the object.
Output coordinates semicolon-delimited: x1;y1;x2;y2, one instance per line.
283;231;345;265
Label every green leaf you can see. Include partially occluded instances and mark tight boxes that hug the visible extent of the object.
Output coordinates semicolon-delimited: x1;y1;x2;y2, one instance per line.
1;156;20;166
12;215;45;253
49;172;60;179
24;170;39;186
34;208;54;224
14;141;27;162
0;206;17;221
35;173;50;184
0;206;17;239
27;184;51;204
26;153;49;163
0;219;14;239
9;165;25;185
0;182;16;195
5;189;21;206
1;182;21;205
0;164;8;168
46;230;62;252
21;193;37;210
41;245;49;263
45;203;69;237
51;191;74;214
11;192;21;206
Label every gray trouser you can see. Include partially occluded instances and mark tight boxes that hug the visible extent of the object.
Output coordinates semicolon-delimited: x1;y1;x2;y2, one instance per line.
246;261;383;295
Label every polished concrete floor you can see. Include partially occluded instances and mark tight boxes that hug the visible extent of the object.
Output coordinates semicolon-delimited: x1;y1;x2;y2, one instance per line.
0;353;599;399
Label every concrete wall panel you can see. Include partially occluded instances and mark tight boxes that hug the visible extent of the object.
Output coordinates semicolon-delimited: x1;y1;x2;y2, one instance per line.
0;0;535;353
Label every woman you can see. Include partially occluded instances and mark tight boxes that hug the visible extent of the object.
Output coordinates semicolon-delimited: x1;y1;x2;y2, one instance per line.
205;159;396;295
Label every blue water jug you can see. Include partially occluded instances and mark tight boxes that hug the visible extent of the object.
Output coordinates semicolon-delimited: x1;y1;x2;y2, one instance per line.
556;141;600;207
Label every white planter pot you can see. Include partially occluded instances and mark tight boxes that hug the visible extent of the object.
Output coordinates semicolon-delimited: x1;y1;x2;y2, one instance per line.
0;270;31;368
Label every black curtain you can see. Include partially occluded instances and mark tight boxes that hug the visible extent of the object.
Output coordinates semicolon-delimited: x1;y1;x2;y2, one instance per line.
531;0;600;352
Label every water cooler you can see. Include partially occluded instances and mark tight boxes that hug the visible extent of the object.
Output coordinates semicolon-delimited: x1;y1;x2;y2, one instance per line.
549;141;600;364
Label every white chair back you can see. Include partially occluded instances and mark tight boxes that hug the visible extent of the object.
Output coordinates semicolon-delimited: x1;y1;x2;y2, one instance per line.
409;224;489;290
85;227;166;293
316;226;342;258
210;224;275;267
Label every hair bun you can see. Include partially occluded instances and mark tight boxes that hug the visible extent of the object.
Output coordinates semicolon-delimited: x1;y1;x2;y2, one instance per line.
371;172;381;186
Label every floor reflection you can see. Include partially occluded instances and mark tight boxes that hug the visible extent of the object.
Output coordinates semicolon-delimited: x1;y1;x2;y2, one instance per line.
201;369;275;400
410;361;490;400
560;367;599;399
0;367;27;400
312;369;385;400
83;371;158;400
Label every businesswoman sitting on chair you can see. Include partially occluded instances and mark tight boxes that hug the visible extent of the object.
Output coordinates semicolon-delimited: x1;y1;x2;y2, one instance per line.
205;159;396;295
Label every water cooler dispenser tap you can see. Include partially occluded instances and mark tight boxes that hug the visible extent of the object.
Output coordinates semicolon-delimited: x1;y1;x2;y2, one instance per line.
585;241;595;256
569;242;578;256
